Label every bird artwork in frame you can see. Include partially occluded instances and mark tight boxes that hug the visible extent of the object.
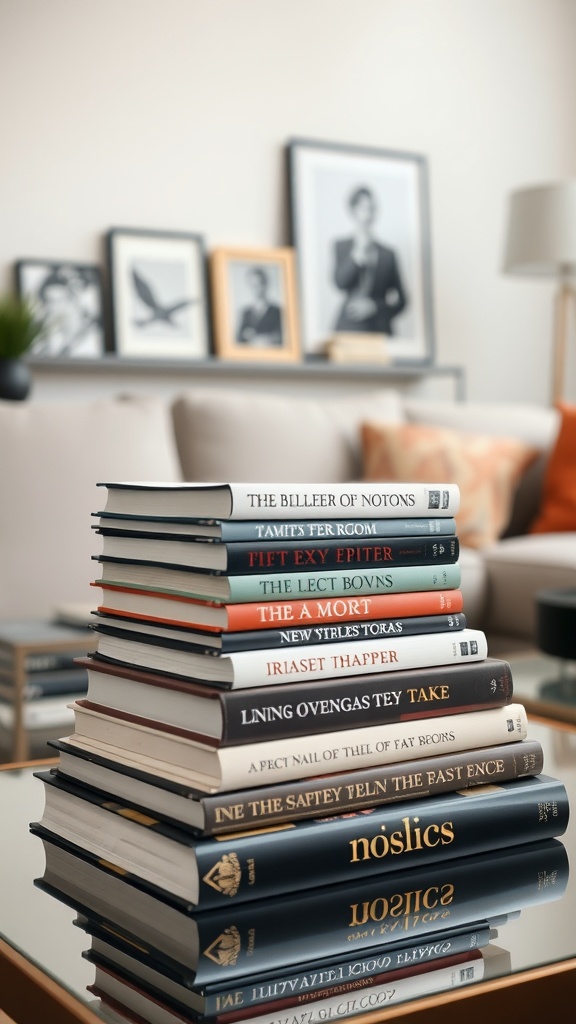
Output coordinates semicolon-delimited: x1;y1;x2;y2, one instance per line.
107;228;212;359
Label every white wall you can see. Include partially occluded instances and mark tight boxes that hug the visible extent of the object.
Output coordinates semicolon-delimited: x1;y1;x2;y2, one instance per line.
1;0;575;404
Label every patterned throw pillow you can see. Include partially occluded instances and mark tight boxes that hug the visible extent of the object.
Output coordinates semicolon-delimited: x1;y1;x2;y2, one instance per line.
530;402;576;533
361;420;538;549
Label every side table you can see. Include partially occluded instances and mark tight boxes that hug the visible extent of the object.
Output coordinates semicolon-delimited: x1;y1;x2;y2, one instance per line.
0;621;95;762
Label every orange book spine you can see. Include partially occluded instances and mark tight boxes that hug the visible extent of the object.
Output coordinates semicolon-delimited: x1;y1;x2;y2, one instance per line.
93;582;463;631
225;589;464;629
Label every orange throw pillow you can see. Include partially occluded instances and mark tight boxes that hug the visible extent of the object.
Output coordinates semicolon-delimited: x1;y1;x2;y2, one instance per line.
530;402;576;533
361;420;537;549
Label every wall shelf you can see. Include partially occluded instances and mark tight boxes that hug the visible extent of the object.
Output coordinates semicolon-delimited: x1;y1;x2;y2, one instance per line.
27;356;466;399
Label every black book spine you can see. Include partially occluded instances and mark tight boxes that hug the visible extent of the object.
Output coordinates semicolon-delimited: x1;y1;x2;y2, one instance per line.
191;840;567;983
194;776;568;909
220;613;467;652
218;658;512;744
221;537;459;575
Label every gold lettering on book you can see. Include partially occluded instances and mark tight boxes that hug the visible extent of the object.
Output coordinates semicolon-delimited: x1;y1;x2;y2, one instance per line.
203;925;242;965
203;853;242;897
349;818;455;863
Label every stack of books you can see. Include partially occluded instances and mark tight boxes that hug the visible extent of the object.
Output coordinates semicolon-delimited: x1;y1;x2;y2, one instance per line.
31;481;570;1024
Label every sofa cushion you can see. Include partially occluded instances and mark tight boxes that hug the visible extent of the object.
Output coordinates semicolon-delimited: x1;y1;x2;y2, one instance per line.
530;402;576;533
403;399;560;537
360;420;537;548
0;395;181;619
172;387;405;483
482;533;576;640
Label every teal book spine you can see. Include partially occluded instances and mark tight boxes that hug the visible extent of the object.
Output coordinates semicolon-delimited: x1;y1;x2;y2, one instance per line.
225;562;462;603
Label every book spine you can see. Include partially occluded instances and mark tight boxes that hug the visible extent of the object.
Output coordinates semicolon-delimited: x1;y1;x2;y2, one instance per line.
227;563;462;603
191;839;567;983
202;738;544;833
221;613;467;652
220;518;458;542
215;702;528;789
68;703;529;791
204;927;491;1015
225;589;465;631
218;655;510;743
227;484;460;520
226;627;487;688
221;537;459;575
193;775;569;909
94;585;465;631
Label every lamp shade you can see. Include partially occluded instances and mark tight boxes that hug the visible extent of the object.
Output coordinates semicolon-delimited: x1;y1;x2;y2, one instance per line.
503;181;576;276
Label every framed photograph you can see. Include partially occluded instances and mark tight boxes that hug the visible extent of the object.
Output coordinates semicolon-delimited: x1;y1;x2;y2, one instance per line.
15;259;105;358
288;138;435;365
107;228;211;359
210;247;300;363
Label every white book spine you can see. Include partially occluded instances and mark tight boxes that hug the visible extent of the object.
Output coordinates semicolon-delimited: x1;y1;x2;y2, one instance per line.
68;703;528;792
228;483;460;520
229;628;488;687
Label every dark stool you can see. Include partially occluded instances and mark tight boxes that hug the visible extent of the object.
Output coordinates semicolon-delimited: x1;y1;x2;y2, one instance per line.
536;588;576;661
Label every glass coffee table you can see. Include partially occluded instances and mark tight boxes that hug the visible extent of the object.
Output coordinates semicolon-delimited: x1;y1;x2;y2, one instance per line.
1;706;576;1023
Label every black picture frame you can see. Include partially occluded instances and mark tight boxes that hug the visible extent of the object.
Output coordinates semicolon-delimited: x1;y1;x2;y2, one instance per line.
14;258;106;358
288;138;435;366
106;227;212;360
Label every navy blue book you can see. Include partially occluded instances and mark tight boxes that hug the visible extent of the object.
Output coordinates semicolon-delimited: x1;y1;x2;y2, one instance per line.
33;770;569;910
95;532;459;574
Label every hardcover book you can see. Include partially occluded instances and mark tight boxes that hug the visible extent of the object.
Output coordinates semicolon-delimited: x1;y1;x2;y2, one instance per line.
50;736;546;835
93;586;465;631
91;610;468;654
93;515;458;541
73;656;513;745
95;534;460;574
32;833;568;983
63;701;528;792
89;626;487;687
94;560;463;603
97;482;461;522
34;770;569;909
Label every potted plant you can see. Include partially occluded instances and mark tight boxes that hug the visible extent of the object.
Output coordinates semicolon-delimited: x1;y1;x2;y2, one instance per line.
0;294;47;400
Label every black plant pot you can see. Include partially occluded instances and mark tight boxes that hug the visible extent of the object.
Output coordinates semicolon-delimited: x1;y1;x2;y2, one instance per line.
0;358;32;400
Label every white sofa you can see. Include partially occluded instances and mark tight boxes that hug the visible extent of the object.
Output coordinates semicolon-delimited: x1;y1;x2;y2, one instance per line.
1;386;574;650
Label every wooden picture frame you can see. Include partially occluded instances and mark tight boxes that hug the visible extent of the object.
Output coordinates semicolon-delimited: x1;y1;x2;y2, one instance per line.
107;228;211;360
288;137;435;366
210;247;300;363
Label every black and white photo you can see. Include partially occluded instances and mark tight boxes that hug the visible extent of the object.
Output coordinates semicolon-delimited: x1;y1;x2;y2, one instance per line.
288;139;435;365
107;228;211;359
15;259;105;358
211;247;300;363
